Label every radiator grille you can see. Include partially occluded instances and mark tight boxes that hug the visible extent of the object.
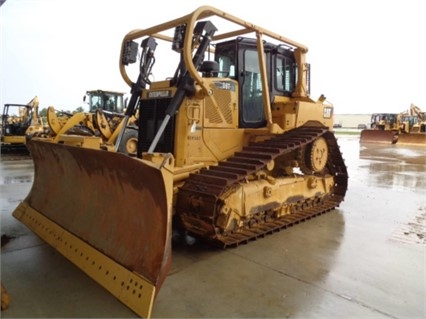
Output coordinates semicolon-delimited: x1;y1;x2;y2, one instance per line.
138;98;175;153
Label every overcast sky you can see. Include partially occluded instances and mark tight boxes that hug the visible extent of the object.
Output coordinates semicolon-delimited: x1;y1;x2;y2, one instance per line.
1;0;425;114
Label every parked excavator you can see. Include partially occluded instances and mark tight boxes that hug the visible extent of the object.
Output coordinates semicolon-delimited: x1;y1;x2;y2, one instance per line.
1;96;47;153
12;6;348;318
360;104;426;145
45;90;139;154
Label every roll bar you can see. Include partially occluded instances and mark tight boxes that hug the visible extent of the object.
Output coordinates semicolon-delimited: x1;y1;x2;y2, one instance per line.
119;6;309;100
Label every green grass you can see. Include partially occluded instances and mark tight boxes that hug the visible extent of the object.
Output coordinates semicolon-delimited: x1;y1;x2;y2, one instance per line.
333;130;361;135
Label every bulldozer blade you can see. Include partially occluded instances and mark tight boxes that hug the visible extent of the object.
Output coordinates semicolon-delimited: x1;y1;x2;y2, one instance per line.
360;129;397;144
396;133;426;146
12;139;173;318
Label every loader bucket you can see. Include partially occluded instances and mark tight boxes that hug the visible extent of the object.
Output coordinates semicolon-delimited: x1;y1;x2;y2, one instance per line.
359;129;397;144
396;133;426;146
12;139;173;318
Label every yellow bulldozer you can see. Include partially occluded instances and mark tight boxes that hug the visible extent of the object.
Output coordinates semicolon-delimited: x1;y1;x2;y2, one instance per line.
12;6;348;318
1;96;47;153
45;89;139;155
360;104;426;145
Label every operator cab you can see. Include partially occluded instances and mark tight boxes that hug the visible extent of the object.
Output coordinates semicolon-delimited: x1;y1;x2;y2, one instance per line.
214;37;298;128
85;90;125;113
1;104;33;136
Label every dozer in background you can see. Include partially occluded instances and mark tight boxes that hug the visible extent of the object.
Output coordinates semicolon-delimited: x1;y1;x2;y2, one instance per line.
1;96;47;153
397;104;426;145
45;89;139;155
360;104;426;145
12;6;348;318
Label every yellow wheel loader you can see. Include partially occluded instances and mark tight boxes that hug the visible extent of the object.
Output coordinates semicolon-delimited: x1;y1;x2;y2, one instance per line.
45;90;139;155
12;6;348;318
84;89;126;114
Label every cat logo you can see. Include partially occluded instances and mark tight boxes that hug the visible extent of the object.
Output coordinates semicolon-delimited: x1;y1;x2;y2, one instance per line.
148;90;171;99
323;107;333;119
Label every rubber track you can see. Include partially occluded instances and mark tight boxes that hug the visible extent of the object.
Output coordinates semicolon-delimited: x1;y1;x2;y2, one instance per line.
177;126;348;247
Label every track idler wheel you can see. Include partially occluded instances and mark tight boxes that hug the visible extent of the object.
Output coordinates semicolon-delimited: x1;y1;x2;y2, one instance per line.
300;137;329;174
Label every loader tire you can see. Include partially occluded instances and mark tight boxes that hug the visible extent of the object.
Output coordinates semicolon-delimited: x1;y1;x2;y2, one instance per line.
118;129;138;156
